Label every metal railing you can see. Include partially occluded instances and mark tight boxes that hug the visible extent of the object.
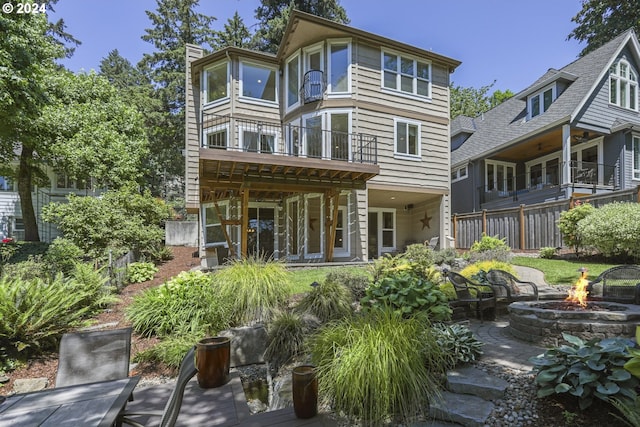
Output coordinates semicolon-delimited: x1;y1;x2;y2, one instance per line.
300;70;324;103
202;113;377;165
477;161;617;204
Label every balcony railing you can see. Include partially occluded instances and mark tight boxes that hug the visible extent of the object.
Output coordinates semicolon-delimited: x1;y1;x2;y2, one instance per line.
300;70;325;104
201;113;377;165
476;161;617;205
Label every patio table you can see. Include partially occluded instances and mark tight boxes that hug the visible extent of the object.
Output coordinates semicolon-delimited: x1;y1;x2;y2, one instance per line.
0;376;139;427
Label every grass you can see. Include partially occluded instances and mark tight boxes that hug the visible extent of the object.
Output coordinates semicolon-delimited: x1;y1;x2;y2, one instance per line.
511;256;615;285
288;265;371;294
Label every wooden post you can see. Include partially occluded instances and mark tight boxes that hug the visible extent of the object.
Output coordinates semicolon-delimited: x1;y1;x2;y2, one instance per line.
637;185;640;203
324;190;339;262
241;189;249;258
482;209;487;235
519;204;525;250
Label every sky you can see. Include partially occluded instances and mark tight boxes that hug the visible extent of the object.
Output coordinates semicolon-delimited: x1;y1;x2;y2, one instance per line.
49;0;586;94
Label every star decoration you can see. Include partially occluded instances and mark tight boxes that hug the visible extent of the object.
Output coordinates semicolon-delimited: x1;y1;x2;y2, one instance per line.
309;217;317;231
420;211;432;230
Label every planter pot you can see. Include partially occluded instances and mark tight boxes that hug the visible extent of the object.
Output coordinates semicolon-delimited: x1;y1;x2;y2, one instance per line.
196;336;230;388
292;364;317;419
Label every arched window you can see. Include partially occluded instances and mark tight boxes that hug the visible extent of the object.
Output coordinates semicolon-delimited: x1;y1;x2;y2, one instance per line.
610;58;638;111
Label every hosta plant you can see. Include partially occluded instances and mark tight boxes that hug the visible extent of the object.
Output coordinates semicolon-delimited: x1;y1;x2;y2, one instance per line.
432;323;483;367
529;332;638;410
126;262;158;284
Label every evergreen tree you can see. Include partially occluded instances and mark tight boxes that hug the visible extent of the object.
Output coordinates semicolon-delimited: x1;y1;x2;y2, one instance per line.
568;0;640;56
139;0;217;196
214;11;253;49
253;0;349;53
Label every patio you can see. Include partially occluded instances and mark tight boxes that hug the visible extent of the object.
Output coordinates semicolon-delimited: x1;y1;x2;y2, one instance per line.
126;371;337;426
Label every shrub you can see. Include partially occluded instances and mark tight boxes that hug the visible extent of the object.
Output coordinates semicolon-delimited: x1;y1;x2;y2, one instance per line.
579;202;640;261
459;261;516;282
529;333;638;410
539;246;558;259
126;270;231;338
0;271;117;356
432;247;459;266
1;256;47;281
325;269;369;300
1;241;49;264
403;243;435;269
468;234;511;263
295;279;352;323
263;311;307;370
361;269;451;321
212;255;292;325
432;323;483;368
126;262;159;284
309;308;447;425
44;238;84;275
133;334;199;369
558;201;595;257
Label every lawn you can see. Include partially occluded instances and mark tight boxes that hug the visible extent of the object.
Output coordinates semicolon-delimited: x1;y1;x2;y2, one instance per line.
511;256;616;285
288;265;371;294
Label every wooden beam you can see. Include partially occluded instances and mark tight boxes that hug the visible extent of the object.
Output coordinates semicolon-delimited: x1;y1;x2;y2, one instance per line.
241;189;249;258
325;190;339;262
213;197;236;258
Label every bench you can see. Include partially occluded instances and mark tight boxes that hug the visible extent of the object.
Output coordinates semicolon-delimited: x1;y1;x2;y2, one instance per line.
586;265;640;304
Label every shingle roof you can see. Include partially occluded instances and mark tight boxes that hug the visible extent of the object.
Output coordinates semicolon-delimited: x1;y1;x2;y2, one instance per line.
450;30;636;167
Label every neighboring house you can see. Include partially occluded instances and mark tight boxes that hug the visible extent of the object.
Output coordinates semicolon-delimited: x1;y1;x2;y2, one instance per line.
185;11;460;264
451;29;640;214
0;169;99;242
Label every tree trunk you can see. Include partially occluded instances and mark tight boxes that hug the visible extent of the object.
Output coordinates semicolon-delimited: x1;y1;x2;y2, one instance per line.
17;145;40;242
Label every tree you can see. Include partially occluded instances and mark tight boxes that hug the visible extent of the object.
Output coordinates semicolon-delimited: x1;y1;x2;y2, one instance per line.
568;0;640;56
253;0;349;53
450;81;514;120
213;11;253;49
138;0;217;198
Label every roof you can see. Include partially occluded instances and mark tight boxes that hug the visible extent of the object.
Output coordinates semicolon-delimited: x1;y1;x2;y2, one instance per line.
451;29;638;167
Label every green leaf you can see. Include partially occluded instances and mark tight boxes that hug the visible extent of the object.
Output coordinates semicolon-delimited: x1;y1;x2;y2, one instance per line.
586;359;606;371
537;386;557;398
555;383;571;393
536;370;560;383
578;370;600;384
596;382;620;395
563;333;585;347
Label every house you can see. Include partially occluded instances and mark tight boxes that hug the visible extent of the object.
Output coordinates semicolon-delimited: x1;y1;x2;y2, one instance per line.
451;29;640;215
185;11;460;265
0;169;99;242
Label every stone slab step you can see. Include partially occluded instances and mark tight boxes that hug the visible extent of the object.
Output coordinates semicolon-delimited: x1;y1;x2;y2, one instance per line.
429;391;494;427
446;366;509;400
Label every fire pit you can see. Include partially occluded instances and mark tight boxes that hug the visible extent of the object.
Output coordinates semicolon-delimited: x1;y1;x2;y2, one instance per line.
508;268;640;347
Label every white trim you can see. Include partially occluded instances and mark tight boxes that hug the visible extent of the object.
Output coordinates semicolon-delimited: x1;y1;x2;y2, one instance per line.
202;61;230;107
304;194;324;259
451;164;468;183
368;208;397;256
201;201;229;249
609;57;639;111
286;196;301;261
393;117;421;158
238;125;279;154
203;123;230;149
380;48;432;100
301;112;325;158
303;42;324;73
327;38;352;96
484;159;516;193
633;134;640;180
328;109;352;161
527;83;556;120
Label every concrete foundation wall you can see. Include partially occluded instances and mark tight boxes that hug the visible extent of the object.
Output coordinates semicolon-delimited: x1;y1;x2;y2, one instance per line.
165;221;199;246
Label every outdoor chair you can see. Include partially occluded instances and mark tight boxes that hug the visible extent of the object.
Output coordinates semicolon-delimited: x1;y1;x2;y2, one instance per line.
443;270;496;322
486;269;539;303
425;236;439;250
586;265;640;304
119;346;197;427
55;327;132;388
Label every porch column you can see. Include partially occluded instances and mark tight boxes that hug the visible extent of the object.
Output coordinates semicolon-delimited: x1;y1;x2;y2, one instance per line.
562;124;572;186
241;189;249;258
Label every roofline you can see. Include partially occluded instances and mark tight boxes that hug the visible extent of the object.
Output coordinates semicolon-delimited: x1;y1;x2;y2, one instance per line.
278;10;461;71
516;71;578;100
191;46;277;70
570;30;638;122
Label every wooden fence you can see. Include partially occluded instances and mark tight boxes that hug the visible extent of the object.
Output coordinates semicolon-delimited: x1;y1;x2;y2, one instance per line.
452;187;640;250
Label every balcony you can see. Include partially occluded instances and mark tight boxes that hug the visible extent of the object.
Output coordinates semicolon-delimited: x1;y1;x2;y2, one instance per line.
477;161;618;208
300;70;325;104
199;113;379;198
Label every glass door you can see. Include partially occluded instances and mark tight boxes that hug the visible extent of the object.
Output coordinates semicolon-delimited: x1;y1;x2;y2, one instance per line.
247;207;275;258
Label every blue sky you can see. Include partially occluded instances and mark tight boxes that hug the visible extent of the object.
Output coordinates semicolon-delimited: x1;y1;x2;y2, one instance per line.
50;0;586;94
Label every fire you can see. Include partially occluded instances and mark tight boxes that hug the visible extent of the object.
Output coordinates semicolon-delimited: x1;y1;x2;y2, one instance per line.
566;268;589;307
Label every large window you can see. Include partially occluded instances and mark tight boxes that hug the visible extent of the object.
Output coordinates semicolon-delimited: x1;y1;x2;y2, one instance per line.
394;119;420;157
0;176;13;191
528;85;555;119
610;58;638;110
241;62;277;102
633;135;640;180
485;160;515;193
204;126;228;149
328;40;350;94
286;54;300;108
242;130;275;154
329;112;350;160
382;50;431;98
203;62;229;104
203;203;228;248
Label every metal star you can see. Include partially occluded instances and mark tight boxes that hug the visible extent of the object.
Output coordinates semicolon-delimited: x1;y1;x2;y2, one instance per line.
420;212;432;229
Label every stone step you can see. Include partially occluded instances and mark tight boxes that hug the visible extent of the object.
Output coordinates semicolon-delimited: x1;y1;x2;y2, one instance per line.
429;391;494;427
446;366;509;400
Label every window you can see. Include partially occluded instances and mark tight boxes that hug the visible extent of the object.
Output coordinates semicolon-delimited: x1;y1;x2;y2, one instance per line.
633;135;640;180
286;198;300;259
242;130;275;154
203;204;228;248
240;62;277;102
610;58;638;110
303;114;323;158
382;50;431;97
203;62;229;104
485;160;515;193
305;195;323;257
204;126;228;149
286;54;300;108
528;85;555;119
394;119;420;157
329;112;350;161
328;40;350;94
451;165;468;183
0;176;13;191
56;173;92;190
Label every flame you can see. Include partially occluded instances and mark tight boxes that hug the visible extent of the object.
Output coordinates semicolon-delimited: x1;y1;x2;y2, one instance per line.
565;269;589;307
